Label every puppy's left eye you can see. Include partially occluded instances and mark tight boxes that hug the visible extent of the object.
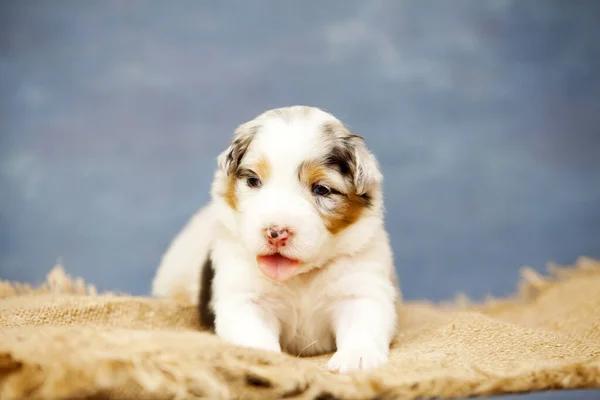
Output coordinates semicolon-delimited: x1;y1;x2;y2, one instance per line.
312;184;330;196
247;177;262;188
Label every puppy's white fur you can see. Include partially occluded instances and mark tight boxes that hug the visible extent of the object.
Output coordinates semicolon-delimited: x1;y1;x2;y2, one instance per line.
152;106;401;373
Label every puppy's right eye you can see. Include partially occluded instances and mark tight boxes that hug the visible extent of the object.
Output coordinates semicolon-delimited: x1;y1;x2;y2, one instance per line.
246;177;262;188
312;184;330;197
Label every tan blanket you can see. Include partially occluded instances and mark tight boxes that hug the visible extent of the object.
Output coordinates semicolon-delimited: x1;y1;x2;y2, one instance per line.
1;258;599;400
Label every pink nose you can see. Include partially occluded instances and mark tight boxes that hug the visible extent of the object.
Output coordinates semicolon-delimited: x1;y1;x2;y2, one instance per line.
265;226;291;246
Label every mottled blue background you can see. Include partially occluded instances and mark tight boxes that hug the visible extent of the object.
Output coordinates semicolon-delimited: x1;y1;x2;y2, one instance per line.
1;0;599;303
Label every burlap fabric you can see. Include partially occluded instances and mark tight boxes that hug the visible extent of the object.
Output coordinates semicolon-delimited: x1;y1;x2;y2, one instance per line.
1;258;599;400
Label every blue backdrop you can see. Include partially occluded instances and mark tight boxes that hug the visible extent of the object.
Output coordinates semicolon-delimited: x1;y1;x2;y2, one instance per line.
1;0;599;302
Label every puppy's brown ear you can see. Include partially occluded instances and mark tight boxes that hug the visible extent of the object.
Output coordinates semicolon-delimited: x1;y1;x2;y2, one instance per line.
217;122;259;176
349;135;383;195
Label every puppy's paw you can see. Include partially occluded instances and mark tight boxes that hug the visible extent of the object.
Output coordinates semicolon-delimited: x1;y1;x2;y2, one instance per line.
327;345;388;374
219;325;281;353
227;335;281;353
214;301;282;354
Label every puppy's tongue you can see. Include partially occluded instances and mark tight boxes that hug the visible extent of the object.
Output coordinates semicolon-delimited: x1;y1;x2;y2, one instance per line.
256;254;300;281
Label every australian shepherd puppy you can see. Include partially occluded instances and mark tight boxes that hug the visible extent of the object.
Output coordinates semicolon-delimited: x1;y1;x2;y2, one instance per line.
152;106;401;373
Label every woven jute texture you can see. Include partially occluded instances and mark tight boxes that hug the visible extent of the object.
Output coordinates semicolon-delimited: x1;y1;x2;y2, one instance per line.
1;258;599;400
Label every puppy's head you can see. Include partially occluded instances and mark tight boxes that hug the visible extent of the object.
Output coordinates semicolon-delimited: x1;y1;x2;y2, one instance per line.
213;106;383;281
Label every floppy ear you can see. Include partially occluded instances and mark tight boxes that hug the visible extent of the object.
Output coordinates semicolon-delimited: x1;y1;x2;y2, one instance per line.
349;135;383;195
217;122;259;176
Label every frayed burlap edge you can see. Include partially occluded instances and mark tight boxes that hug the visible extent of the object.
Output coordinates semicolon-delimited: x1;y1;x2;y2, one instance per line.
0;350;598;400
443;256;600;312
0;262;122;299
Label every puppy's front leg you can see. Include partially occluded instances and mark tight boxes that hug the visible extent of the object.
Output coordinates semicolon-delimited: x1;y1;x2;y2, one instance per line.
211;241;282;353
214;295;281;353
328;296;396;374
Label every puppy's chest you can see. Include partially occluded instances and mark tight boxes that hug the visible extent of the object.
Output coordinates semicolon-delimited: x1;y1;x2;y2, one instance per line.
257;277;336;356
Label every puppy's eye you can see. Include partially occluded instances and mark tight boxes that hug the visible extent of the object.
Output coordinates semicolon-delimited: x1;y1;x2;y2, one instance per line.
312;184;330;197
247;177;262;188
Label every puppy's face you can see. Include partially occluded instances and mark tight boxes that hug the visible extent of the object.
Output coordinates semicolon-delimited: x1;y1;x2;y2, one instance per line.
214;106;383;281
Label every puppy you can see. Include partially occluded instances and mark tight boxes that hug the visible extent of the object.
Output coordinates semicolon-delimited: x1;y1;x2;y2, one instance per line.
152;106;401;373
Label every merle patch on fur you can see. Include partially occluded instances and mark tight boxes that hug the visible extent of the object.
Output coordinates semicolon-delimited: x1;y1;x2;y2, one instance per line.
225;137;250;175
198;253;216;331
360;192;372;207
324;134;365;179
224;124;260;176
325;142;354;177
321;122;336;136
